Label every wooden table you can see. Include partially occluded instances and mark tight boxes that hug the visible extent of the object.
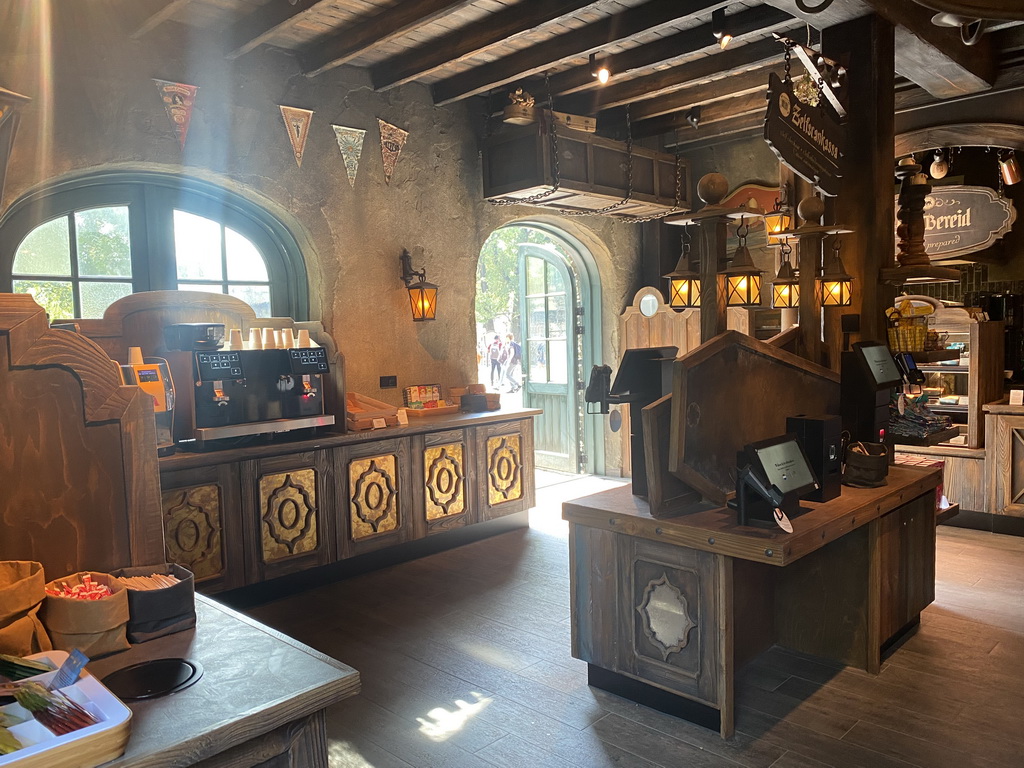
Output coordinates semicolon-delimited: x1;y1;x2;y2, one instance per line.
85;595;360;767
563;465;941;738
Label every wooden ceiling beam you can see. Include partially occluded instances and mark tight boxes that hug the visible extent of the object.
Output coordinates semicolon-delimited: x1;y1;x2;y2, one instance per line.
369;0;604;91
632;91;767;139
128;0;191;39
225;0;330;60
300;0;480;78
544;4;792;99
558;32;798;115
664;111;765;150
430;0;728;106
600;65;781;130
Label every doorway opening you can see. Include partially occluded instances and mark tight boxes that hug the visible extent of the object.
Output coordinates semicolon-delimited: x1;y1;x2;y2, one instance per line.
476;222;603;475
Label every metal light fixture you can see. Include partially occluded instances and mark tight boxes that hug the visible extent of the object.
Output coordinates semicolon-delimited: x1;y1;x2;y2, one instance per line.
685;107;701;130
712;8;733;49
590;53;611;85
763;192;793;244
771;240;800;309
930;149;949;180
819;237;854;307
723;218;762;307
664;229;701;309
400;248;438;321
999;149;1021;186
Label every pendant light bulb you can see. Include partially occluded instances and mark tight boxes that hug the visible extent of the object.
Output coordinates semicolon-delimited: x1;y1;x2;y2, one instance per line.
930;149;949;180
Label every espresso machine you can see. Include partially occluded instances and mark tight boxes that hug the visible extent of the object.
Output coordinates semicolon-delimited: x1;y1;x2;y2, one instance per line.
163;322;335;449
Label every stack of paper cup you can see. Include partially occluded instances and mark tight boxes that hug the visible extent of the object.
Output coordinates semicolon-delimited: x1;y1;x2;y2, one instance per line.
228;329;243;349
128;346;144;365
297;329;311;348
263;328;277;349
249;328;263;349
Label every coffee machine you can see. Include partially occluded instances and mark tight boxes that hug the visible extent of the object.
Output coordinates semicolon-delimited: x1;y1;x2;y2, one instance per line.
163;322;335;449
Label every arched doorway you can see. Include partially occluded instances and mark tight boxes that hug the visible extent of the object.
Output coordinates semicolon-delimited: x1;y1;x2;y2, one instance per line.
476;223;602;474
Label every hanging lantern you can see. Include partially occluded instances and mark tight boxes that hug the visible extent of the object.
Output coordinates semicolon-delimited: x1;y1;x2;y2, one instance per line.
723;218;762;307
663;228;700;309
771;240;799;309
819;237;854;307
763;199;793;244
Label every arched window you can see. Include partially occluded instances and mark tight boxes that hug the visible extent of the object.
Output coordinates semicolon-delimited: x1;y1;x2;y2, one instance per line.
0;171;308;320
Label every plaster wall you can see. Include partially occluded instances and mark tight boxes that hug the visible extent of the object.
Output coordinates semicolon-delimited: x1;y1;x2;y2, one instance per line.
0;9;640;472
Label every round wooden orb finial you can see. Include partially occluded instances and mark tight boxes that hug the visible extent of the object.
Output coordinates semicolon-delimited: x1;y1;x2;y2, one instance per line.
696;173;728;205
797;195;825;223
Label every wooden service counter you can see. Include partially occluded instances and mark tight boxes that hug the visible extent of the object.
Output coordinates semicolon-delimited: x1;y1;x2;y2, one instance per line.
158;408;539;594
87;595;359;767
563;465;942;738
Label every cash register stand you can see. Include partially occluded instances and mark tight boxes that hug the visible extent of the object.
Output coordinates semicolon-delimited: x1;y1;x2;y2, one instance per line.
563;465;941;739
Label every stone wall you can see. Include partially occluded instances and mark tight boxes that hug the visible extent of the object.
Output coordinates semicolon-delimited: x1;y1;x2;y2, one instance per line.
0;10;642;472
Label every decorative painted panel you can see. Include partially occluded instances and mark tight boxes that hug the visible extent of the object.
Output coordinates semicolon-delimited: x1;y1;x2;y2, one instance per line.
487;434;523;506
259;469;319;563
424;443;465;520
162;484;223;581
1011;427;1024;505
637;573;697;661
632;557;703;680
350;454;400;539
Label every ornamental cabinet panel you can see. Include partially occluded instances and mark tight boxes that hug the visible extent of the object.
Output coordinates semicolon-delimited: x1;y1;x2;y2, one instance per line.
987;413;1024;517
160;463;246;593
337;437;421;558
244;450;336;583
474;418;536;521
413;428;476;534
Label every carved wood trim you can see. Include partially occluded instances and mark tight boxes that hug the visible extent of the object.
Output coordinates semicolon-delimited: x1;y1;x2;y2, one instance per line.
424;443;466;520
486;434;523;505
636;572;698;662
349;454;400;539
259;469;319;562
162;485;224;582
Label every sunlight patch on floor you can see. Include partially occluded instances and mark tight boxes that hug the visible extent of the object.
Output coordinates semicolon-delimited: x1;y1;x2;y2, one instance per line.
327;739;378;767
416;692;492;742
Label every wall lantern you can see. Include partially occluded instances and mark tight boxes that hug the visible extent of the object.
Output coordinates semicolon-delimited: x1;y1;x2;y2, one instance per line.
771;240;800;309
590;53;611;85
722;218;762;307
712;9;733;50
664;228;700;309
763;201;793;244
819;237;854;307
400;248;438;321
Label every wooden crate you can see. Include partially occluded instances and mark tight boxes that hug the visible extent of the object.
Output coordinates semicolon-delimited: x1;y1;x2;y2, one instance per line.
482;124;690;220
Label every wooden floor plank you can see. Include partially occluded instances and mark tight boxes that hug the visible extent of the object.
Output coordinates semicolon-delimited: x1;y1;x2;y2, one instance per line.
243;474;1024;768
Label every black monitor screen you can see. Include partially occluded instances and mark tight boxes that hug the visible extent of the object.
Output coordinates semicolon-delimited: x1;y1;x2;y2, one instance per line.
749;435;818;496
858;343;902;388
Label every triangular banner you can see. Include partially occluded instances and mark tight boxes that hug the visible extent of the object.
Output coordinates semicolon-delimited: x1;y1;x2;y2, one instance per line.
378;119;408;186
154;79;198;150
332;125;366;188
280;106;314;167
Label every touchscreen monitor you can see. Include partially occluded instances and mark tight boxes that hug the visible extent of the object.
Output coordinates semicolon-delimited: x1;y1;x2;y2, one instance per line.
748;434;819;498
856;343;902;388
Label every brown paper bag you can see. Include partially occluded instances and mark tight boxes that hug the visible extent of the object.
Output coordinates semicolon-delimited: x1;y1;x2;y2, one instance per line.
42;572;130;657
0;561;52;656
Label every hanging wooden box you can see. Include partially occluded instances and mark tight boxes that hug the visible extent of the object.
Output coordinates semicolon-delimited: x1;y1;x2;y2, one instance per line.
482;124;690;220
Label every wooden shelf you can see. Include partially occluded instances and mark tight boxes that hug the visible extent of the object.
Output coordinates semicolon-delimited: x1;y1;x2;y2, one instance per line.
911;350;960;363
920;364;968;372
891;426;961;446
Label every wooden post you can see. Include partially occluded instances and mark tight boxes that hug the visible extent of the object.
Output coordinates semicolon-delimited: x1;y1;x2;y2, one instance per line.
700;218;728;343
797;233;824;366
828;14;897;344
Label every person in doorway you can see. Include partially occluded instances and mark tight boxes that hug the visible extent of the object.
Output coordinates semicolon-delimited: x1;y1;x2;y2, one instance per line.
503;333;522;392
487;334;503;387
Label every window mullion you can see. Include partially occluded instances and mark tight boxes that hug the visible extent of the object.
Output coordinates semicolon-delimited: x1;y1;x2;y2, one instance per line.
67;212;82;317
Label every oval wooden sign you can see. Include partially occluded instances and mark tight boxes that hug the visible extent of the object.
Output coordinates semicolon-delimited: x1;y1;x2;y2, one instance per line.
895;185;1017;261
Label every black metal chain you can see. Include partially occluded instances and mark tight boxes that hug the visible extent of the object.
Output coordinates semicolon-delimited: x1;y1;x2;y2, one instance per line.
556;103;634;217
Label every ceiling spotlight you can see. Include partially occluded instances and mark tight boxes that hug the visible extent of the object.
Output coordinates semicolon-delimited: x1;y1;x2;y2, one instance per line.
685;106;701;130
712;9;733;50
590;54;611;85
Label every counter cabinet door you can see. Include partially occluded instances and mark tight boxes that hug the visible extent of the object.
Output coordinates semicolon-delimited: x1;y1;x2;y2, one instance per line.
246;450;336;583
416;428;475;535
989;414;1024;518
160;463;245;593
474;419;536;521
338;437;420;558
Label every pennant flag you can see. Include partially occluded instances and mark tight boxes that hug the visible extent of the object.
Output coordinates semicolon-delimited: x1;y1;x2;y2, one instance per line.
378;119;408;186
154;79;199;150
332;125;366;188
280;106;314;167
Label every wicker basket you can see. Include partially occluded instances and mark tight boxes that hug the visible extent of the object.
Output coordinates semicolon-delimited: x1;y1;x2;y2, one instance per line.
886;312;927;352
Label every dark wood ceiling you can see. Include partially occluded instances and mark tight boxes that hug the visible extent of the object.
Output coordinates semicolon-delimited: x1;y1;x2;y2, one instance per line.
129;0;1024;148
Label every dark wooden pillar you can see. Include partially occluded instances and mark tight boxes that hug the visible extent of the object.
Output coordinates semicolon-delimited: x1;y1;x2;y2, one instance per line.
797;233;824;365
699;218;728;343
828;14;897;345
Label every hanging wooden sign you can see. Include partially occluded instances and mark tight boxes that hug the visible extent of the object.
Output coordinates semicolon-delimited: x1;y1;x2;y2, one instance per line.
894;185;1017;261
763;72;844;197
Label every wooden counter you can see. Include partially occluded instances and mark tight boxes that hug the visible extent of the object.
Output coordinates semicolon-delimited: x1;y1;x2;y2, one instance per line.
564;465;941;738
159;409;539;594
86;595;359;768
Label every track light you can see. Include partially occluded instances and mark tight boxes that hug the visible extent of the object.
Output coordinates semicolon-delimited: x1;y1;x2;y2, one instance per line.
685;106;701;130
590;54;610;85
712;9;733;50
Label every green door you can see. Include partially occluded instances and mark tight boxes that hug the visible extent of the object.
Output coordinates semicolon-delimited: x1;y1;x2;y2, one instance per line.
519;244;579;473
